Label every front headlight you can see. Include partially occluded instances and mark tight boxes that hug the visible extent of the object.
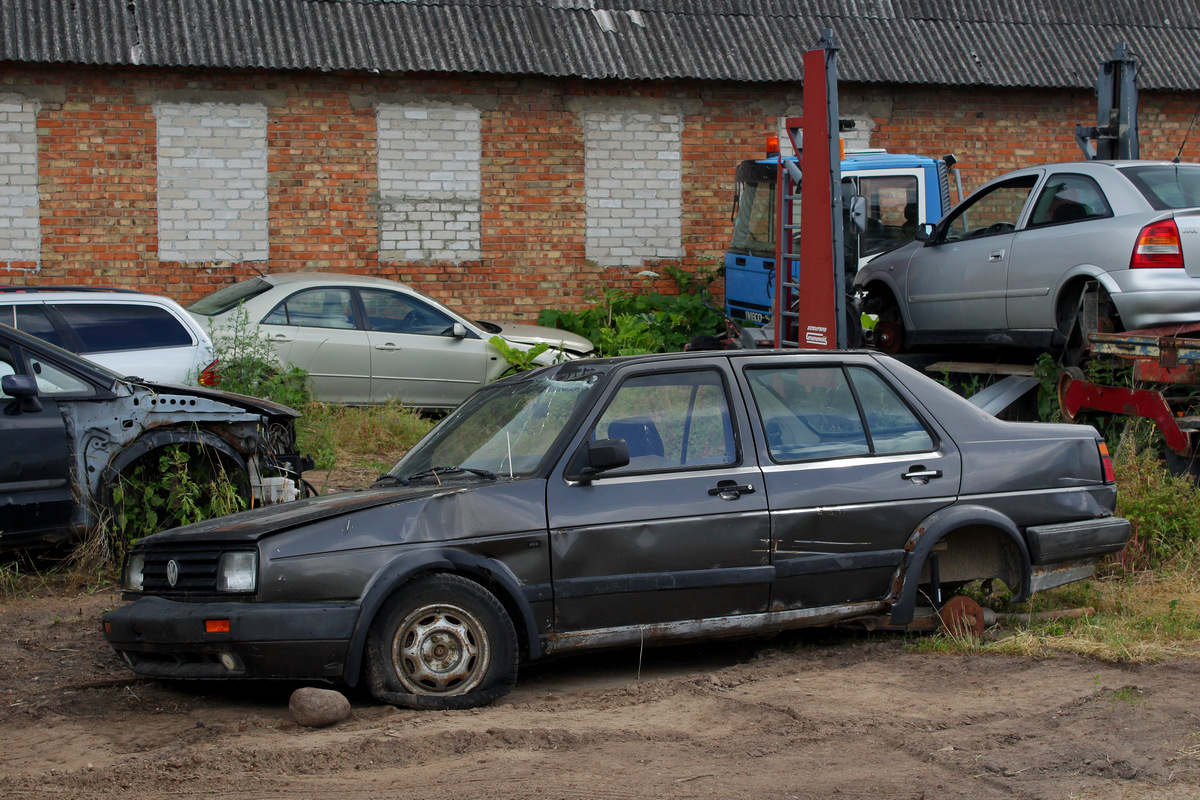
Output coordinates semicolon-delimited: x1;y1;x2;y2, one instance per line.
124;553;145;592
217;551;258;593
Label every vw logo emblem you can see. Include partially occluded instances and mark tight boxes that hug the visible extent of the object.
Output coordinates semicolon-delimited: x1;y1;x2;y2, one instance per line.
166;559;179;587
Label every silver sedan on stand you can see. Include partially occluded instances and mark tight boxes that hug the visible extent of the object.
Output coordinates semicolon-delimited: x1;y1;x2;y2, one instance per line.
856;161;1200;358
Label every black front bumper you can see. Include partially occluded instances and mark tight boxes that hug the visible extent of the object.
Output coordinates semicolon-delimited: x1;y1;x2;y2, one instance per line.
102;596;360;681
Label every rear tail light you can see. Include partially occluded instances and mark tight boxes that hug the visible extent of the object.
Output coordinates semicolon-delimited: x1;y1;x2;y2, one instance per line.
198;359;219;387
1130;219;1184;269
1098;441;1116;483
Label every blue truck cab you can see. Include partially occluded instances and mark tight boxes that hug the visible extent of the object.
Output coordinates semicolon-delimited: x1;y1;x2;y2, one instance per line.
725;150;954;326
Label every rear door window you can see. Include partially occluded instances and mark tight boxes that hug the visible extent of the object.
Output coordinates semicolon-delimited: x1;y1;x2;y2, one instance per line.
746;364;933;462
262;289;359;329
52;304;194;353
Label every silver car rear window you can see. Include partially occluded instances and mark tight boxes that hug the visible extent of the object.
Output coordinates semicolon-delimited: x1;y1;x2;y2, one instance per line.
1120;164;1200;210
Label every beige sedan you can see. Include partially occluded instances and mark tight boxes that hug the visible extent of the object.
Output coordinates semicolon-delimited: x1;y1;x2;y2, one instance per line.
188;273;593;407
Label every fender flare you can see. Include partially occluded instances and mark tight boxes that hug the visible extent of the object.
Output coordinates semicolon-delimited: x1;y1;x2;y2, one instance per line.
99;428;249;503
889;504;1031;625
342;547;542;687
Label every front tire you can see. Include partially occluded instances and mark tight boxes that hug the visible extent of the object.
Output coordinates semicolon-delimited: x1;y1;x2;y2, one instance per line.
365;574;518;710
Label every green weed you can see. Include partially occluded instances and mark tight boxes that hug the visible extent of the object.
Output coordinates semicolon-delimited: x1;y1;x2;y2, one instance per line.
537;264;726;356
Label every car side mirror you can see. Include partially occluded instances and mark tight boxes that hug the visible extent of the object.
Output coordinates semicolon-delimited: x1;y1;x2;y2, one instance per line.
2;374;42;413
914;222;936;242
847;195;868;235
565;438;630;483
451;322;467;339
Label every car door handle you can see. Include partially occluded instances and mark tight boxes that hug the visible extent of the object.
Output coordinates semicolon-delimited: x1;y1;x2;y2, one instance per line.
902;467;943;485
271;333;293;343
988;249;1006;262
708;480;756;500
373;343;401;351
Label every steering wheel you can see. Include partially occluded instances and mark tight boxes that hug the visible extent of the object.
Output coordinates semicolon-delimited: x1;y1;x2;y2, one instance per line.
982;222;1015;235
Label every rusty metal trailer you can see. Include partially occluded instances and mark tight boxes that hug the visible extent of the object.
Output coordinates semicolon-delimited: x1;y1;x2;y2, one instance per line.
1058;323;1200;459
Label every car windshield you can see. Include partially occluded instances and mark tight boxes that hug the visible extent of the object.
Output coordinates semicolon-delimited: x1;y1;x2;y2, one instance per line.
187;278;273;316
1119;164;1200;210
387;365;606;480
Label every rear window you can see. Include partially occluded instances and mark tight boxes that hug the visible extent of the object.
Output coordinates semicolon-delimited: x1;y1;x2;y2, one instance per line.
52;304;193;353
187;279;272;316
1120;165;1200;210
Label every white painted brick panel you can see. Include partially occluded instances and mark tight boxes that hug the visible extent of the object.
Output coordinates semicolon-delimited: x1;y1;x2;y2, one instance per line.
583;109;683;267
0;96;41;263
377;104;481;262
155;102;268;262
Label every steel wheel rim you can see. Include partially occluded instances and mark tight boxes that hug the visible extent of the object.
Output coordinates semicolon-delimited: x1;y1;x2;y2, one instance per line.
393;602;491;696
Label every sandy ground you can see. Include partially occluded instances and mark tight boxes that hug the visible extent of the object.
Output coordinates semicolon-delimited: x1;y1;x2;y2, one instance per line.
4;464;1199;799
2;585;1199;800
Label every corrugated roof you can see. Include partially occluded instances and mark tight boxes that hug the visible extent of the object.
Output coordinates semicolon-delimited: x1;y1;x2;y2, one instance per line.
2;0;1198;89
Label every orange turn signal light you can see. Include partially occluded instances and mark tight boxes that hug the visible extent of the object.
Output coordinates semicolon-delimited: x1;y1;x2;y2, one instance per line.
205;619;231;634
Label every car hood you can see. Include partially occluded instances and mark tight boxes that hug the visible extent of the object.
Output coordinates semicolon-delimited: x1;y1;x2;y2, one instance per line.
128;380;301;419
486;321;594;356
136;479;546;547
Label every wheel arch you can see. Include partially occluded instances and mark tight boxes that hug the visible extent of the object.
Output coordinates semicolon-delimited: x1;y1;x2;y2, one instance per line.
889;504;1031;625
858;275;913;330
343;548;542;687
99;428;249;503
1054;269;1120;323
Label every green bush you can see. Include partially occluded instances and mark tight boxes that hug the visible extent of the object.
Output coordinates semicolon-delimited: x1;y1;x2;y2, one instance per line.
205;305;312;408
538;265;726;357
1112;436;1200;573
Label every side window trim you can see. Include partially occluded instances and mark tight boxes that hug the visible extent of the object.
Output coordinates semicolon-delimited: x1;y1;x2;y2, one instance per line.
744;362;936;464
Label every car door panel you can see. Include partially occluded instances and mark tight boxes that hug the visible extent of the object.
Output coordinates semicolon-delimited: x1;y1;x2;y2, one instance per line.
368;331;491;407
905;236;1014;330
738;357;961;609
279;326;372;404
0;344;74;541
906;173;1041;332
546;363;770;632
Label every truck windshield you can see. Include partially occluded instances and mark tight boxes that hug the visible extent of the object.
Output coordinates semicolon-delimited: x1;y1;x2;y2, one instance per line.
730;161;778;257
386;366;605;480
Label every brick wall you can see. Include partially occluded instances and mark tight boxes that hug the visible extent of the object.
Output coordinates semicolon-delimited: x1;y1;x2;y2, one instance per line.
1;66;1198;319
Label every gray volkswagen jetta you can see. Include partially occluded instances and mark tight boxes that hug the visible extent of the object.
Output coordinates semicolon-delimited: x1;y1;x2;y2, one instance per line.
103;349;1129;709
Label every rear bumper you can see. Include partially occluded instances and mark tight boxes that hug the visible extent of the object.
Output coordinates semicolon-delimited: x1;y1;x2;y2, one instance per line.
1108;269;1200;329
1025;515;1131;564
102;595;360;681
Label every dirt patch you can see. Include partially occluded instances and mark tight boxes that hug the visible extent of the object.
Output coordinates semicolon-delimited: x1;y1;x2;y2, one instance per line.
2;588;1199;799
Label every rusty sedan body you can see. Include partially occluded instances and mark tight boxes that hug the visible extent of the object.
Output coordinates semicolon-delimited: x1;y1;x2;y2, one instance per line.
103;349;1129;709
0;323;305;549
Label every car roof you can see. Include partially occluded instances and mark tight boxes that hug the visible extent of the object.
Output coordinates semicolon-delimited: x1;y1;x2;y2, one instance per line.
0;285;141;294
504;347;886;381
261;272;411;289
0;288;186;306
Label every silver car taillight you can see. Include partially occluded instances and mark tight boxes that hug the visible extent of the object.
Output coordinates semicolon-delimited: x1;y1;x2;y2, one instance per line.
1130;219;1184;269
